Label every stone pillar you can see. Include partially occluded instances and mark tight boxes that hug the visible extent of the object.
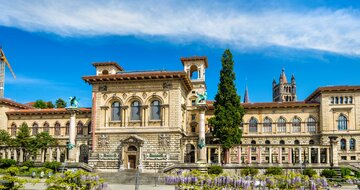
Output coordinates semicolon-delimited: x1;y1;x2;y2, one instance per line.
279;147;282;164
1;149;5;159
317;148;321;164
238;146;241;164
41;149;45;163
329;136;339;167
308;147;312;164
217;147;221;164
13;149;17;161
138;146;143;172
326;148;330;164
288;148;292;164
207;148;211;164
197;106;207;163
258;147;262;164
67;108;78;162
299;148;302;163
48;148;53;162
7;149;11;159
269;147;272;164
19;149;23;163
248;146;252;164
56;147;60;162
75;147;79;162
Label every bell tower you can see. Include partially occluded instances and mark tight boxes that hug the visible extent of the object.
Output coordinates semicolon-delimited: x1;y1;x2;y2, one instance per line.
181;56;208;90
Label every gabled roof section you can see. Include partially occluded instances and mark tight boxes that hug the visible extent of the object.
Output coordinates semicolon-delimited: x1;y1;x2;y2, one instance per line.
0;98;32;109
92;62;124;71
305;85;360;102
180;56;208;68
82;71;192;91
6;108;91;116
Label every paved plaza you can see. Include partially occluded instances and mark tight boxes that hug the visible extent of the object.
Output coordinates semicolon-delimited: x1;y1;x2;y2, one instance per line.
24;183;174;190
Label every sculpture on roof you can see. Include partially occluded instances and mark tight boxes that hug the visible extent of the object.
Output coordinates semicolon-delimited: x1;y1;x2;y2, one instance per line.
196;91;207;105
68;96;80;108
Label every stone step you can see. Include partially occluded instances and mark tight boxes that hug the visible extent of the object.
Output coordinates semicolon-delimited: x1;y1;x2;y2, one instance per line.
98;171;161;185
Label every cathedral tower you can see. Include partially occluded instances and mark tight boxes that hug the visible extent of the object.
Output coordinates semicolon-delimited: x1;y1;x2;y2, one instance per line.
272;68;297;102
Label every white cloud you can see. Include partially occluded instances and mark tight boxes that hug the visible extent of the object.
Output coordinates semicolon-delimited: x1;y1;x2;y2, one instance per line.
1;1;360;55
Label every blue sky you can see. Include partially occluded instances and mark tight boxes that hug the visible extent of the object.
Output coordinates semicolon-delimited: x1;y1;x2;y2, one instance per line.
1;0;360;107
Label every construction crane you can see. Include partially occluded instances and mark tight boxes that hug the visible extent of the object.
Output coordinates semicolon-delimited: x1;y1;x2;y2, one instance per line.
0;48;16;98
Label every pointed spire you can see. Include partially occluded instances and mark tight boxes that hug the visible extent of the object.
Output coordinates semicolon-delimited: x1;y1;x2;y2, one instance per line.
244;84;249;103
280;68;288;84
291;73;296;84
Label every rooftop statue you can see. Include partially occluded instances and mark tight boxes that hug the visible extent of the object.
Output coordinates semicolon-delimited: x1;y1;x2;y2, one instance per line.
68;96;80;108
196;91;207;105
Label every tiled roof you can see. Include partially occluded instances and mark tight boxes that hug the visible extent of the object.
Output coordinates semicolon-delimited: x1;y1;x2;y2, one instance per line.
180;56;208;68
206;101;319;110
92;62;124;71
6;108;91;116
0;98;32;109
82;71;192;91
306;85;360;101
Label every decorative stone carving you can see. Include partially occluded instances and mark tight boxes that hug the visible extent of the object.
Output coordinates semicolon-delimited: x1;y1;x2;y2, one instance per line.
122;93;127;99
99;85;107;92
98;152;119;160
103;94;108;100
142;92;147;99
163;81;172;90
144;153;167;160
159;134;170;148
163;91;168;98
98;134;109;147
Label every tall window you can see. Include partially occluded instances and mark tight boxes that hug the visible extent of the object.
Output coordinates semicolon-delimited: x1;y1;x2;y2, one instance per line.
307;117;316;133
340;139;346;150
32;123;39;135
65;122;70;135
350;138;356;150
292;117;301;132
150;100;161;120
11;123;17;136
277;117;286;133
131;101;141;121
294;140;300;145
249;117;258;133
309;140;315;145
338;114;347;131
43;122;50;133
77;121;83;135
55;122;61;136
111;102;121;121
263;117;272;133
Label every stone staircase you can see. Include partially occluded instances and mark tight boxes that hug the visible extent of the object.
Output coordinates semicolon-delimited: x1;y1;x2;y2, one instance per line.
98;170;161;185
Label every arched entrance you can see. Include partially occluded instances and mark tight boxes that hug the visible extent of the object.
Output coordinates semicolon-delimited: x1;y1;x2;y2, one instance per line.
119;135;145;170
185;144;195;163
79;144;88;163
127;145;137;169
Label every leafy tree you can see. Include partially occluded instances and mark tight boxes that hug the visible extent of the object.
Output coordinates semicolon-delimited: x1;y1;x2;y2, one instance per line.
55;98;67;108
208;49;244;164
34;132;57;150
47;101;55;109
0;129;10;145
33;100;47;109
14;123;35;161
265;167;283;175
241;167;259;177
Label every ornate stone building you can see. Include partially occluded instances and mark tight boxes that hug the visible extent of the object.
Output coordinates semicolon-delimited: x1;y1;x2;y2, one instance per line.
0;56;359;172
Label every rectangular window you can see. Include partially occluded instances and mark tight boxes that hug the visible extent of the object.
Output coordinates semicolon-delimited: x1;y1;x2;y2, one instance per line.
191;114;196;121
351;156;356;160
131;106;141;120
191;100;196;106
251;156;256;161
341;156;347;160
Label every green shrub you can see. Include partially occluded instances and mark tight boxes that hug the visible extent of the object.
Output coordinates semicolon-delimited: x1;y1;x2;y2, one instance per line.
321;169;337;178
340;167;352;178
0;159;17;168
6;166;19;176
22;160;34;168
303;168;317;177
241;167;259;177
265;167;283;175
208;165;223;175
43;161;61;171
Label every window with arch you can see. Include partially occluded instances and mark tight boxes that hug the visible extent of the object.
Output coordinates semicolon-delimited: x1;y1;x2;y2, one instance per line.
11;123;17;136
251;140;256;151
338;114;347;131
263;117;272;133
340;139;346;150
189;65;199;80
32;123;39;135
249;117;258;133
350;138;356;150
335;97;339;104
344;97;348;104
307;117;316;133
280;140;285;145
111;101;121;121
265;140;270;144
131;101;141;121
55;122;61;136
102;70;109;75
349;97;353;104
128;145;137;151
77;121;83;135
309;140;314;145
65;122;70;135
277;117;286;133
150;100;161;120
292;117;301;133
294;140;300;145
43;122;50;133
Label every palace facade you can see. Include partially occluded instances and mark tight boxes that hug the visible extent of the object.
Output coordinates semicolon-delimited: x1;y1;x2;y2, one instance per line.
0;56;359;172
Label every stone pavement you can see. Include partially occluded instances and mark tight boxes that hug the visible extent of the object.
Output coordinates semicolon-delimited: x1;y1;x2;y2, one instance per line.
24;183;175;190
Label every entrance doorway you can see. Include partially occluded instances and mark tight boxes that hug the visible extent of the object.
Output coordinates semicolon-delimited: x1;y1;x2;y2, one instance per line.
128;155;136;169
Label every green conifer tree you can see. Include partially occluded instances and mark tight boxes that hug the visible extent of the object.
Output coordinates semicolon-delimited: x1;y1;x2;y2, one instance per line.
209;49;244;164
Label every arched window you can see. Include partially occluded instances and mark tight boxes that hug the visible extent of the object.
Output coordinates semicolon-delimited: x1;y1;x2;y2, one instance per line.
249;117;258;133
340;97;343;104
309;140;314;145
277;117;286;133
344;97;348;104
294;140;300;145
340;139;347;150
280;140;285;145
55;122;61;136
338;114;347;131
307;117;316;133
77;121;83;135
102;70;109;75
265;140;270;144
251;140;256;151
292;117;301;133
349;97;353;104
11;123;17;136
131;101;141;121
263;117;272;133
189;65;199;80
128;145;137;151
335;97;339;104
111;101;121;121
150;100;161;120
32;123;39;135
43;122;50;133
350;138;356;150
65;122;70;135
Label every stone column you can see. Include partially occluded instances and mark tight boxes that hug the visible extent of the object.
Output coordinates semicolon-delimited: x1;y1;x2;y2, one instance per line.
248;146;252;164
288;148;292;164
19;149;23;163
329;136;339;167
217;147;221;164
317;148;321;164
41;149;45;163
48;148;53;162
7;149;11;159
197;106;207;163
299;148;302;163
308;147;312;164
1;149;5;159
67;108;78;162
56;147;60;162
207;148;211;163
138;146;143;172
326;148;330;164
238;146;242;164
13;149;17;161
269;147;272;164
279;147;282;164
258;147;262;164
